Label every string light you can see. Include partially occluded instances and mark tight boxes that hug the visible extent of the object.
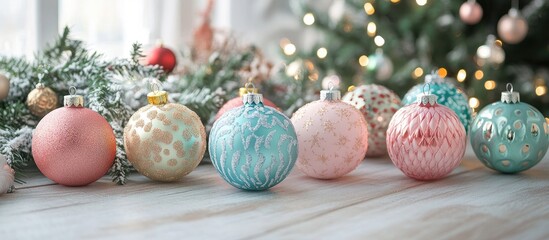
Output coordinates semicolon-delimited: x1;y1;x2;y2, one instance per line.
364;3;375;15
413;67;424;78
438;67;447;78
348;85;356;92
367;22;377;37
390;0;400;3
283;43;296;56
317;47;328;59
484;80;496;90
457;69;467;82
469;97;480;109
374;36;385;47
495;39;503;47
474;70;484;80
303;13;315;25
535;86;547;96
416;0;427;6
359;55;369;66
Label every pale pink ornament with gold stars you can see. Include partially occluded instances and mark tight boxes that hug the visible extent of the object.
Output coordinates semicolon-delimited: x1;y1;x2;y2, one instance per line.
291;84;369;179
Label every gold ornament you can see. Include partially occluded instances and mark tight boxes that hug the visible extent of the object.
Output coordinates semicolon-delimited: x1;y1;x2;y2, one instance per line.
26;83;59;117
124;83;207;182
0;74;9;100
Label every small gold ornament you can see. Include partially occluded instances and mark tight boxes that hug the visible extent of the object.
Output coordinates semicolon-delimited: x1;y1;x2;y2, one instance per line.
0;74;9;100
26;83;59;117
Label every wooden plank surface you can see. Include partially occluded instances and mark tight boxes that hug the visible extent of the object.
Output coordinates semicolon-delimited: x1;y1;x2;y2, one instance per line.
1;145;548;240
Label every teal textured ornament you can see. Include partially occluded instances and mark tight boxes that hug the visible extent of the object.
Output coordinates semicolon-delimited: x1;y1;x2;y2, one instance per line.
209;88;298;191
403;72;472;132
470;84;549;173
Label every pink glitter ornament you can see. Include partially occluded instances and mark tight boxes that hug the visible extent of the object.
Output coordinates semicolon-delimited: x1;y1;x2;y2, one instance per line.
215;87;278;120
459;0;483;25
386;85;466;180
32;87;116;186
292;87;368;179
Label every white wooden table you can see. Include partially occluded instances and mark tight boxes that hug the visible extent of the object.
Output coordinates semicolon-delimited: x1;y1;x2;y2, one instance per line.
1;145;548;240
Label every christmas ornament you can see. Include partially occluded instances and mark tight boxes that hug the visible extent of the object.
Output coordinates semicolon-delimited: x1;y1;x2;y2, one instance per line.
459;0;483;25
476;35;505;65
0;73;9;100
193;0;214;62
124;83;206;182
146;42;177;74
497;8;528;44
343;84;401;157
470;84;549;173
26;83;58;118
215;87;279;120
209;85;298;190
403;72;472;132
0;154;15;195
32;87;116;186
387;84;467;180
367;49;393;81
292;85;368;179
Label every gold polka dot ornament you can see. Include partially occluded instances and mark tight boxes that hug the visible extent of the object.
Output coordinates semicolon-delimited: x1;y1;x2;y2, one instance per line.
470;83;549;173
124;80;207;181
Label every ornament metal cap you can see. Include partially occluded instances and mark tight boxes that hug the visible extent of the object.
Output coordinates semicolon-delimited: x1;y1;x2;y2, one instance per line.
417;83;438;106
501;83;520;104
147;81;168;105
241;82;263;104
64;86;84;107
320;81;341;101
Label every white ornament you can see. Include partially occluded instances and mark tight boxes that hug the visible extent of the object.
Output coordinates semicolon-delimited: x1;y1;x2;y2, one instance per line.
476;35;505;65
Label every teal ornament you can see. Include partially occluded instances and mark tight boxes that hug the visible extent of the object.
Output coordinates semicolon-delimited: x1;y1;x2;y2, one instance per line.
403;73;472;132
209;92;298;191
470;84;549;173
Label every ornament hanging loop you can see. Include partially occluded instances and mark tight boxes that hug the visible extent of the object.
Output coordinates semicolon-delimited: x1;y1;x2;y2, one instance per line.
328;81;335;91
506;83;513;93
69;86;77;95
423;83;431;95
244;82;256;94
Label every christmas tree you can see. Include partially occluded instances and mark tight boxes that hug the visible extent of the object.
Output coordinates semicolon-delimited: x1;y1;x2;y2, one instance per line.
279;0;549;115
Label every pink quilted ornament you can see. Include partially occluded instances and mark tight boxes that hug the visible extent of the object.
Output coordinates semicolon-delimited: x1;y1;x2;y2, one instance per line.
386;85;466;180
343;84;401;157
292;86;369;179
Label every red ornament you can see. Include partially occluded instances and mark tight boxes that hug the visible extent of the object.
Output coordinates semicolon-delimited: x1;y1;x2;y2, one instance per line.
32;90;116;186
147;43;177;74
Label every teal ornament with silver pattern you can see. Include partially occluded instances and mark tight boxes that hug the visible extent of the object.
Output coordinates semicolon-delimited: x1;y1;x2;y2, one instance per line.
403;72;472;132
470;83;549;173
209;86;298;191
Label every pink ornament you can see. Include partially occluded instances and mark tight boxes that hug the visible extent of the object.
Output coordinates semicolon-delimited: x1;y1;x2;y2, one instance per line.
497;9;528;44
215;96;278;120
292;89;368;179
386;91;466;180
459;1;483;25
343;84;401;157
32;91;116;186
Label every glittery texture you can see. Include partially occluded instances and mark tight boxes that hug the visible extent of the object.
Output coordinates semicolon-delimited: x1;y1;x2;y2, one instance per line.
343;84;401;157
32;107;116;186
403;82;472;132
209;102;298;191
292;100;368;179
0;155;15;194
215;96;278;120
470;101;549;173
124;103;206;182
387;102;467;180
26;86;58;118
